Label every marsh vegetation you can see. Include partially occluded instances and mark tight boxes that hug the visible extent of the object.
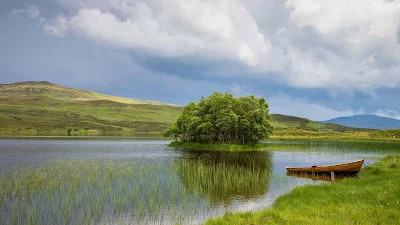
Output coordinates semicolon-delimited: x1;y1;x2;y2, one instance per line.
0;139;399;224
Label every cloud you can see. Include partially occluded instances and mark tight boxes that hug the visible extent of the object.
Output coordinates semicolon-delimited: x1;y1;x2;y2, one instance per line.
11;4;41;19
375;109;400;120
42;0;277;70
279;0;400;91
12;0;400;95
285;0;400;36
397;26;400;43
267;94;357;121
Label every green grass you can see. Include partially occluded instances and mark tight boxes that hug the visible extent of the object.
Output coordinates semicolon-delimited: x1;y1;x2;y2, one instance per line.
205;155;400;225
1;81;398;140
169;139;400;152
0;82;181;135
0;160;206;225
168;141;269;151
0;154;273;224
270;114;373;132
368;129;400;139
179;151;272;205
271;128;400;141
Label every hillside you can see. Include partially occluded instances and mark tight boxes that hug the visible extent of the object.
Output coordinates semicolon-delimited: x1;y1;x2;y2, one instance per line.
270;114;373;133
0;81;373;136
0;81;177;106
0;81;181;134
321;114;400;129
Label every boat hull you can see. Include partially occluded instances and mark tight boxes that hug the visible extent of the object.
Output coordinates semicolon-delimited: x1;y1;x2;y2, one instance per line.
286;159;364;174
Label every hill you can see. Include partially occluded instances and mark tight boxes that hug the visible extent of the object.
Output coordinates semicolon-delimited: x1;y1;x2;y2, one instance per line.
0;81;374;136
270;114;373;133
320;115;400;129
0;81;181;135
0;81;177;106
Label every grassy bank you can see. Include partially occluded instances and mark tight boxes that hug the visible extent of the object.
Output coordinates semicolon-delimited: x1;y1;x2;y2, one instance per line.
169;138;400;152
206;155;400;225
168;141;269;151
271;128;400;141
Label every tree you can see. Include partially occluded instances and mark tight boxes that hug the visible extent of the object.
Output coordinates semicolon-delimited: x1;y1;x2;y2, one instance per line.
164;92;273;144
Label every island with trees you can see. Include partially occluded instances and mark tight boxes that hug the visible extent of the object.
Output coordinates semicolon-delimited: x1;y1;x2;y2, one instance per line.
163;92;273;150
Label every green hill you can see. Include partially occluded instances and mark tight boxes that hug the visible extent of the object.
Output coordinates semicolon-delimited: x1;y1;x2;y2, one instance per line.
0;81;181;135
270;114;373;132
0;81;373;136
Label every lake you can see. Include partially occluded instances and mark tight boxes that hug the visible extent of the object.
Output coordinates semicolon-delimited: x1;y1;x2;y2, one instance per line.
0;137;398;225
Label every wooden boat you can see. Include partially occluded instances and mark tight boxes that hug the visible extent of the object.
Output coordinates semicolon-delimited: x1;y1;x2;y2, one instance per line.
286;159;364;174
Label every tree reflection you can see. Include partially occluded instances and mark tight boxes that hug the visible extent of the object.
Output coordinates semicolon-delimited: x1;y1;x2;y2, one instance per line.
178;150;272;205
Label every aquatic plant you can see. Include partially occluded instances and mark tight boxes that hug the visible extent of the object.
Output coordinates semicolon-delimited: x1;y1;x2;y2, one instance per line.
179;151;272;205
0;160;206;225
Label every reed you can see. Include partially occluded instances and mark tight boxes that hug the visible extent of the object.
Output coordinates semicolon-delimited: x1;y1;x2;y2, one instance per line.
0;160;208;225
179;151;272;205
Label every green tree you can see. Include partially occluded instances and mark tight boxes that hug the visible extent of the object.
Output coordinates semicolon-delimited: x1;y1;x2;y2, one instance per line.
164;92;273;144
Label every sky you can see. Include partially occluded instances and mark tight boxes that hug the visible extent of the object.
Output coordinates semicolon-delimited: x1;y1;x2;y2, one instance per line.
1;0;400;121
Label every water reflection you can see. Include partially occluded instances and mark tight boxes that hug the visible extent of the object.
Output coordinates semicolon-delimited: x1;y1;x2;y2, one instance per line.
179;150;272;205
1;138;399;225
286;172;359;182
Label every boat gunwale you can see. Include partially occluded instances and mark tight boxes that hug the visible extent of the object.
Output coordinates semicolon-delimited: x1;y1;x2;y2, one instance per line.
285;159;365;170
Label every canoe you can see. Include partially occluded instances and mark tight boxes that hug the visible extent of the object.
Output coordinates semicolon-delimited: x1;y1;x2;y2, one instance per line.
286;159;364;174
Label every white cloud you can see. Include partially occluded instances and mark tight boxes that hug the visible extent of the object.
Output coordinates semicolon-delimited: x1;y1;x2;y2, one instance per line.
15;0;400;94
375;109;400;120
267;94;356;121
11;4;41;19
285;0;400;37
42;0;275;68
281;0;400;91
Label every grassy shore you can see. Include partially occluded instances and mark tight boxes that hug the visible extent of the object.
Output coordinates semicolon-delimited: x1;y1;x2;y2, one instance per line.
168;141;269;151
205;155;400;225
169;138;400;152
270;128;400;141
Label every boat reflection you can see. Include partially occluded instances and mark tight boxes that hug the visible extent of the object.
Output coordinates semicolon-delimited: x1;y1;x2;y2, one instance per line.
287;172;359;182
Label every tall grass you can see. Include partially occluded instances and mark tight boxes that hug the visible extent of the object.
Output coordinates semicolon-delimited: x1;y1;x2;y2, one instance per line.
0;160;206;225
0;153;275;225
170;139;400;155
179;151;272;204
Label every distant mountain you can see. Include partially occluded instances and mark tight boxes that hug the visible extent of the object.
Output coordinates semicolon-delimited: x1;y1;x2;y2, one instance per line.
320;115;400;130
271;114;373;132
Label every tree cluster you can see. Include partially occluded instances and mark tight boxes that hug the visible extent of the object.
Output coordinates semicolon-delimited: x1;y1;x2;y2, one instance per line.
164;92;273;144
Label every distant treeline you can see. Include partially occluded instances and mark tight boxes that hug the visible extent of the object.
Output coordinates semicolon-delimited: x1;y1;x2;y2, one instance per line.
164;92;273;144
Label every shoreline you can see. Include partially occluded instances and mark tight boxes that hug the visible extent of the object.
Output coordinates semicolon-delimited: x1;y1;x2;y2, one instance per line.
168;141;268;151
205;156;400;225
168;139;400;151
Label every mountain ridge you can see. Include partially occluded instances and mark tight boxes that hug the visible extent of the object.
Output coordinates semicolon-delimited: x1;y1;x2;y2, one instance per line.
320;114;400;130
0;81;178;107
0;81;374;134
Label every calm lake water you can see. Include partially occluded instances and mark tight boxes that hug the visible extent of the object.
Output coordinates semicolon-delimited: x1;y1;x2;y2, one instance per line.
0;137;399;225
